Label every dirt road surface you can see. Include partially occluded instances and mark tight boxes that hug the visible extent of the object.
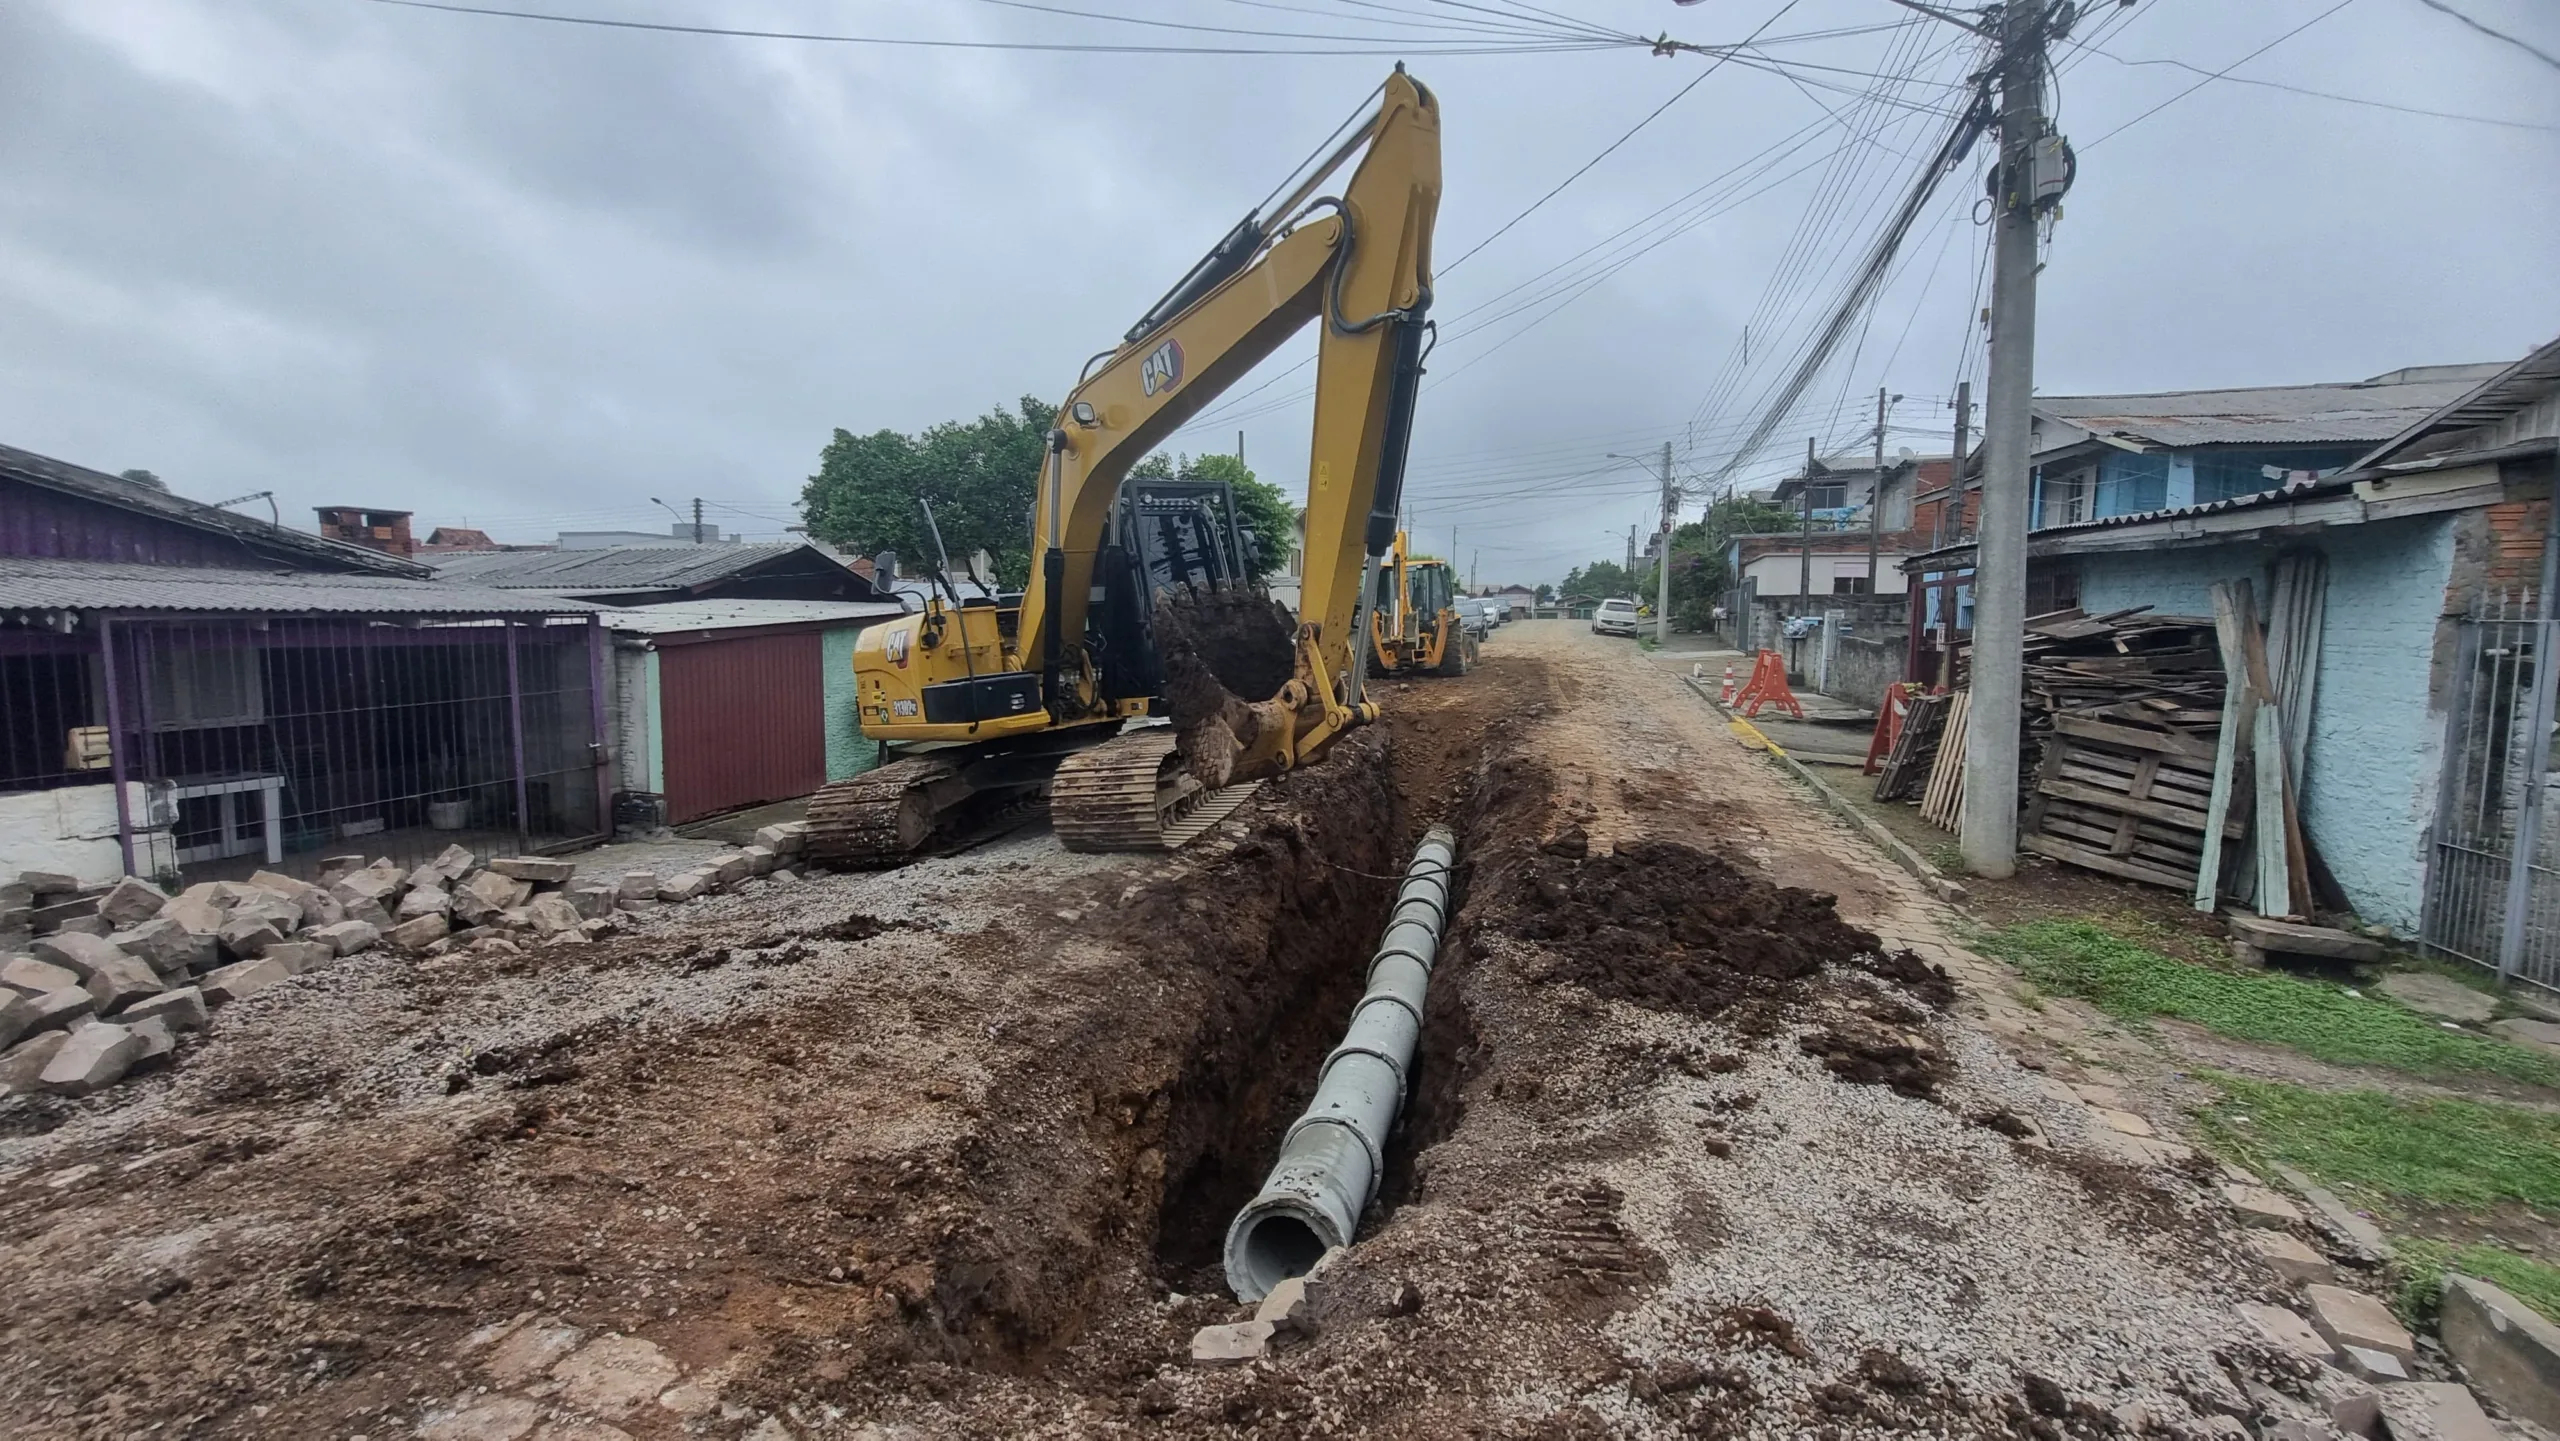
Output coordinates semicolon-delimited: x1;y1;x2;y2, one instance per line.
2;622;2350;1439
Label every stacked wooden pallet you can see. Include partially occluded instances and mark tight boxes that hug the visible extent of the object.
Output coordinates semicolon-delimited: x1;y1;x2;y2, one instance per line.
2013;607;2234;890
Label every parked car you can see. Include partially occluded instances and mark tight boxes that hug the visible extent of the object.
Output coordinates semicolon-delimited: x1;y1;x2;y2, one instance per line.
1592;597;1641;637
1454;597;1492;638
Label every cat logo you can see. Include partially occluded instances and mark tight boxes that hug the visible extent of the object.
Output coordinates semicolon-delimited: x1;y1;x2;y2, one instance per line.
1139;338;1184;397
885;628;912;667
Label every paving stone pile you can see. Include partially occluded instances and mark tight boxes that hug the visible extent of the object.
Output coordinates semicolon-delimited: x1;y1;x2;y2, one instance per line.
0;822;807;1102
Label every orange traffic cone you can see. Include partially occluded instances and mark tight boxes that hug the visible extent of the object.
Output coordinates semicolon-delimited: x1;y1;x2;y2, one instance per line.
1719;664;1737;704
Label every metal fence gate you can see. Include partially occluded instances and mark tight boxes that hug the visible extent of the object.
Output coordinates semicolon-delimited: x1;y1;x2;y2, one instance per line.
2423;589;2559;992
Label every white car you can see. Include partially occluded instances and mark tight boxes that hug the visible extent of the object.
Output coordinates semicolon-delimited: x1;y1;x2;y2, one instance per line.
1592;597;1641;637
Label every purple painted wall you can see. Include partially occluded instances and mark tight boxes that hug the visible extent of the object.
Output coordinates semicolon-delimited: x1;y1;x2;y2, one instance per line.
0;477;277;567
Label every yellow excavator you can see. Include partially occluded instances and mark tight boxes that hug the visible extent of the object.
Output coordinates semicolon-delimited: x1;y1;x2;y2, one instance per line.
805;68;1441;867
1368;531;1472;677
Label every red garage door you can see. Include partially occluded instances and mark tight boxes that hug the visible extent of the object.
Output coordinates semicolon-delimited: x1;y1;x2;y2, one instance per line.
658;631;825;824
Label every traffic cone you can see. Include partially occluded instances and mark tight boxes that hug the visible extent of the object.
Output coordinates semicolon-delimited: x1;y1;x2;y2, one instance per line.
1719;664;1737;704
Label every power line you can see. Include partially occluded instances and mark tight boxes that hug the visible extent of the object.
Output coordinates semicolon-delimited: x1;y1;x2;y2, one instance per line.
1438;0;1805;275
970;0;1599;46
2081;0;2361;150
2411;0;2560;72
355;0;1630;55
2086;48;2560;131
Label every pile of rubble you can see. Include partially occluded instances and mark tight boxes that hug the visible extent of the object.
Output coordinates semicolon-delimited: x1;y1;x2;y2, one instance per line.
0;821;809;1102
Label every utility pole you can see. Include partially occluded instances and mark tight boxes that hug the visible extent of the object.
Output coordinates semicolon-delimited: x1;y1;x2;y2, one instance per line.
692;497;706;544
1962;0;2066;879
1799;437;1816;603
1946;378;1972;547
1657;439;1676;644
1237;430;1245;466
1626;525;1638;580
1867;388;1888;593
1471;549;1480;592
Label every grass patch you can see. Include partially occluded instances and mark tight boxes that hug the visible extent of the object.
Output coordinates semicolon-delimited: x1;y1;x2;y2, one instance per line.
1974;920;2560;1087
2195;1073;2560;1209
2394;1239;2560;1329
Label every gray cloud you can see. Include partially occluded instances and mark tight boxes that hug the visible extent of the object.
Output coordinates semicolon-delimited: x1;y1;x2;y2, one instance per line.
3;0;2554;583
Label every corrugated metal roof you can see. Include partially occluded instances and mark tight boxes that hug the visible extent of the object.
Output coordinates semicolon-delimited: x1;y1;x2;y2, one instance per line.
602;599;909;634
2351;335;2560;469
2033;363;2504;452
0;559;596;616
428;543;820;589
0;443;429;577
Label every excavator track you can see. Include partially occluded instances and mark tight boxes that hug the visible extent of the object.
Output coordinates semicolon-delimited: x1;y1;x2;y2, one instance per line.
1051;730;1260;852
804;755;983;870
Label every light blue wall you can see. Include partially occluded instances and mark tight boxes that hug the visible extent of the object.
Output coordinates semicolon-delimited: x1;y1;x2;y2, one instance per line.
2069;514;2455;931
821;627;879;780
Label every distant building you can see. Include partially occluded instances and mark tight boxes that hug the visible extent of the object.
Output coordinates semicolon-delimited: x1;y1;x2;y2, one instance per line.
427;542;888;606
560;523;733;549
313;505;416;557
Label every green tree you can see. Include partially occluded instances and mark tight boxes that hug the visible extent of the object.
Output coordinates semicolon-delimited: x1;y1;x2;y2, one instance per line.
1661;493;1796;629
801;397;1056;587
1534;582;1553;604
1128;450;1297;581
1560;559;1633;600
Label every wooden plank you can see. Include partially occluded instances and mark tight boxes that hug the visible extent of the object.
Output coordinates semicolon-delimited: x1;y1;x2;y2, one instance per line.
2036;777;2225;834
2233;588;2314;919
2226;914;2385;962
2051;713;2222;764
2252;706;2299;919
1921;692;1970;832
2193;580;2258;913
2022;833;2197;890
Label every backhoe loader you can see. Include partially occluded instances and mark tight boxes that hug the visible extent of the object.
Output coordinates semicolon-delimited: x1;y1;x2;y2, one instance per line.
804;68;1441;867
1368;531;1472;677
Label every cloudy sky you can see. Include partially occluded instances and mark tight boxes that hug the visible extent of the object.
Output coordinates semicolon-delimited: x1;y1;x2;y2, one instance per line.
4;0;2555;586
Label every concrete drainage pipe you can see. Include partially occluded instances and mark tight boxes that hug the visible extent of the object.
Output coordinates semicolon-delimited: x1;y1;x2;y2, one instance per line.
1223;823;1457;1301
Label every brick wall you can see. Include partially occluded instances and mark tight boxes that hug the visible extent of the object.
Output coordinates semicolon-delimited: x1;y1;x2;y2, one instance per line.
2480;498;2551;595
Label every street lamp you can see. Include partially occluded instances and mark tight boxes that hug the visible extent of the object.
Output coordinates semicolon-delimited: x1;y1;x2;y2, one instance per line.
1608;451;1676;645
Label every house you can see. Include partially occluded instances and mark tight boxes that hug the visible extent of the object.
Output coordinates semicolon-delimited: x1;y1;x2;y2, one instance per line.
1899;340;2557;959
600;599;906;828
0;444;604;889
313;505;417;557
1481;584;1536;618
429;542;890;607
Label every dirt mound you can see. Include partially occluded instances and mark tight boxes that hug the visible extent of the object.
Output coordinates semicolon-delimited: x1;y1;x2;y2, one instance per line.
1151;587;1301;786
1509;838;1881;1020
1798;1017;1952;1098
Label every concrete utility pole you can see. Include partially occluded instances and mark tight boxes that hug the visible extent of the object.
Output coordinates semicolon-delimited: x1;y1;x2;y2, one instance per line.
1866;388;1888;593
1626;525;1638;581
1948;378;1972;546
692;497;706;544
1657;440;1676;644
1962;0;2064;878
1799;436;1817;602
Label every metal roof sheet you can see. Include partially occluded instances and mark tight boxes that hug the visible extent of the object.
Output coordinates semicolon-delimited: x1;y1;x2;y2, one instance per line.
0;559;596;616
428;542;824;590
2033;364;2505;452
0;443;428;577
602;599;909;634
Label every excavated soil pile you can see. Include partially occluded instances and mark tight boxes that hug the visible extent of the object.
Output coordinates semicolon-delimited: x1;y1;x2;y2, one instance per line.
1507;838;1893;1026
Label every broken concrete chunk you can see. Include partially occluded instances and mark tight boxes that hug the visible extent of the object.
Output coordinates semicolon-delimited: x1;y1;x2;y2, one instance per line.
2438;1273;2560;1431
711;852;752;886
79;950;165;1012
1190;1319;1276;1365
17;870;78;897
25;986;98;1033
770;869;799;885
0;1031;70;1094
396;884;452;921
1253;1275;1312;1332
2377;1382;2499;1441
2244;1229;2334;1285
658;872;714;904
2304;1284;2414;1366
2275;1164;2394;1261
549;1334;681;1415
2338;1344;2408;1382
2222;1183;2307;1229
315;854;366;886
740;844;779;876
30;930;129;979
525;894;584;936
385;914;452;952
488;856;577;885
615;871;658;901
161;893;229;937
262;940;335;976
201;956;290;1006
2376;971;2497;1025
0;992;33;1052
416;1394;543;1441
312;919;381;956
2237;1303;2333;1360
125;1015;176;1069
2491;1017;2560;1057
46;913;110;938
1;955;81;998
40;1021;145;1096
331;868;399;907
109;917;210;975
216;915;286;960
119;986;208;1033
94;876;168;930
563;882;616;920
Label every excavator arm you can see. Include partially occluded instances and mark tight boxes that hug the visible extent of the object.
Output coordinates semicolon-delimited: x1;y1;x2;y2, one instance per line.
1023;68;1441;736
